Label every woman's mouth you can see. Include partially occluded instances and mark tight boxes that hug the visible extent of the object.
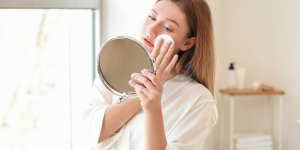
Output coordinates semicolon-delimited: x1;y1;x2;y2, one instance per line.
143;38;154;47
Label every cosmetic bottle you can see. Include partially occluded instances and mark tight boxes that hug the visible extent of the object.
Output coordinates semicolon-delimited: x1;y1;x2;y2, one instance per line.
227;62;237;89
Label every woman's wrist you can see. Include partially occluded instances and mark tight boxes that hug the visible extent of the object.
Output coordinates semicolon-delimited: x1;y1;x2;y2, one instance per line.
127;97;142;109
143;102;162;114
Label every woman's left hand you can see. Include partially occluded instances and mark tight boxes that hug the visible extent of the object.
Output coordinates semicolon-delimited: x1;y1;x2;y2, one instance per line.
129;38;178;112
129;70;163;112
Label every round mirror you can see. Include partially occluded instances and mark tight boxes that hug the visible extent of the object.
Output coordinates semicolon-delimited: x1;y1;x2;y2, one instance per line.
97;36;156;104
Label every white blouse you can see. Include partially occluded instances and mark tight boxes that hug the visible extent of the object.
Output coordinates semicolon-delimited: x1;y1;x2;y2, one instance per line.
83;73;215;150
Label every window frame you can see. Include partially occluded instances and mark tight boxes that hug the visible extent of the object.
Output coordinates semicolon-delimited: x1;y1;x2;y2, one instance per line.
0;0;100;9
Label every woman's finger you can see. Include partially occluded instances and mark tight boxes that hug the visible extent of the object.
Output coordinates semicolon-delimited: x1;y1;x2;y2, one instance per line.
155;41;172;65
132;79;147;88
129;79;151;97
130;72;152;87
141;69;163;90
142;69;153;74
135;89;148;102
160;43;175;69
151;37;163;60
165;54;178;73
131;73;156;92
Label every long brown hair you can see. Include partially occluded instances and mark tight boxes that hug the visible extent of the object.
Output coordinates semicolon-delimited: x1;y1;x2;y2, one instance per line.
155;0;218;132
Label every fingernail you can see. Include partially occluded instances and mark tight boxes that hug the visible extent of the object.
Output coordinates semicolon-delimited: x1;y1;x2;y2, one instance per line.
131;74;136;78
141;70;146;74
175;54;178;58
170;44;174;49
129;80;133;84
167;41;172;45
158;37;162;42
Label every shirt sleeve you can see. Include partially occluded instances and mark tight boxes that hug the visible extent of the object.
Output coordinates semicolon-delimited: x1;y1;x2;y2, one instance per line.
82;76;125;150
165;92;215;150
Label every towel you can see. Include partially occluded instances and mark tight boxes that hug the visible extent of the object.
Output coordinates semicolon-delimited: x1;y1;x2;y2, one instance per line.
236;135;272;144
235;140;273;149
236;147;272;150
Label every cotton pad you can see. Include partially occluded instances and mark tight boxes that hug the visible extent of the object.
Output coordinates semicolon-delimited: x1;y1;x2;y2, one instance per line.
154;34;175;50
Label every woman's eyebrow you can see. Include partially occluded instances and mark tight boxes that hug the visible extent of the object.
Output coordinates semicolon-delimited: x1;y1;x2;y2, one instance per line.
151;9;158;14
166;18;179;27
151;9;179;27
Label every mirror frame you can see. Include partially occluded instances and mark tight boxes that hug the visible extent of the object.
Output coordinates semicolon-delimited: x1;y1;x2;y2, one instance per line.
97;35;156;104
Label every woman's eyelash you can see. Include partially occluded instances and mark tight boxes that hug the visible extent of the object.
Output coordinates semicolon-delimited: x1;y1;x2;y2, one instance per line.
148;15;155;21
148;15;172;32
165;26;172;32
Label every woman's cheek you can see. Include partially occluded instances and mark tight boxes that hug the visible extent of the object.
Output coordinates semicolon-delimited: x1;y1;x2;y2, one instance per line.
141;19;148;35
142;18;152;30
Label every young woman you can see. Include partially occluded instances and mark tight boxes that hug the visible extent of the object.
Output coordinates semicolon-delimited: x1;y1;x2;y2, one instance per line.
83;0;218;150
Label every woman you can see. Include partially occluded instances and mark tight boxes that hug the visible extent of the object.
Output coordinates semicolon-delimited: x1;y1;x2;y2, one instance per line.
83;0;218;150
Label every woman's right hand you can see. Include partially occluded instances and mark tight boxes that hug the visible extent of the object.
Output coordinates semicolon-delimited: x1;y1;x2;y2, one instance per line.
131;37;178;89
150;37;178;86
128;38;178;110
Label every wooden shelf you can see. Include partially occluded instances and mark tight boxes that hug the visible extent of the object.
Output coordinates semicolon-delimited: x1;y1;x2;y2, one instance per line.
219;89;285;150
219;88;285;96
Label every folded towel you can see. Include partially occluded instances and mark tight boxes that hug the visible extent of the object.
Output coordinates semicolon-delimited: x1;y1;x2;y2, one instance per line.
236;147;272;150
235;135;272;144
235;133;272;144
235;140;273;149
235;132;264;139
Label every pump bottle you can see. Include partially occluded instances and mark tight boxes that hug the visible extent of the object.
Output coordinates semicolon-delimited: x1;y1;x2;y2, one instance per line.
227;62;237;89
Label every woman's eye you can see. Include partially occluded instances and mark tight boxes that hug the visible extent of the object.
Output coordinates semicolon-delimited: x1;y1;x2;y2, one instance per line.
148;15;155;21
165;26;172;32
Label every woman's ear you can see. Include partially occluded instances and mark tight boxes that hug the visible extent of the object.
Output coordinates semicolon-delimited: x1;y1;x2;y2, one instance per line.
179;37;196;51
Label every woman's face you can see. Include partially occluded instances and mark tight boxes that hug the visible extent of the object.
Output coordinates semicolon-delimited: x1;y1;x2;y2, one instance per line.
140;0;194;55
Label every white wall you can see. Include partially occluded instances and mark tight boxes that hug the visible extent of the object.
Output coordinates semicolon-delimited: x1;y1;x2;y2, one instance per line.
215;0;300;150
100;0;155;45
100;0;300;149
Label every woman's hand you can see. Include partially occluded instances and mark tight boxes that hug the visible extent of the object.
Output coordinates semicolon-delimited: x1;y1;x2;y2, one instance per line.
152;38;178;85
128;38;178;111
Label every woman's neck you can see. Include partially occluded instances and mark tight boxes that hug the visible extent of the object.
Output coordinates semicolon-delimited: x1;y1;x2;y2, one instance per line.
167;67;178;81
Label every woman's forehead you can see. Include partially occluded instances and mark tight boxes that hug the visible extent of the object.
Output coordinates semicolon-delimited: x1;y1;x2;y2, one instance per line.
153;1;187;26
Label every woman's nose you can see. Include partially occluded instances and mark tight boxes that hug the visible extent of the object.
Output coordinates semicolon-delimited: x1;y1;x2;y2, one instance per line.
147;22;159;38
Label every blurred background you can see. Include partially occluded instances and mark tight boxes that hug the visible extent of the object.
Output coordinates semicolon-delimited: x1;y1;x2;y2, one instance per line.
0;0;299;150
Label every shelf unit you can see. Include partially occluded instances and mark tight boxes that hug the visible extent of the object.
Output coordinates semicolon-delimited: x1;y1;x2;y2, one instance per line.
219;89;285;150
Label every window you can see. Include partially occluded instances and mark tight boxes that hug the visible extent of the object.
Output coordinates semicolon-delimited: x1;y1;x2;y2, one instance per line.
0;5;98;150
